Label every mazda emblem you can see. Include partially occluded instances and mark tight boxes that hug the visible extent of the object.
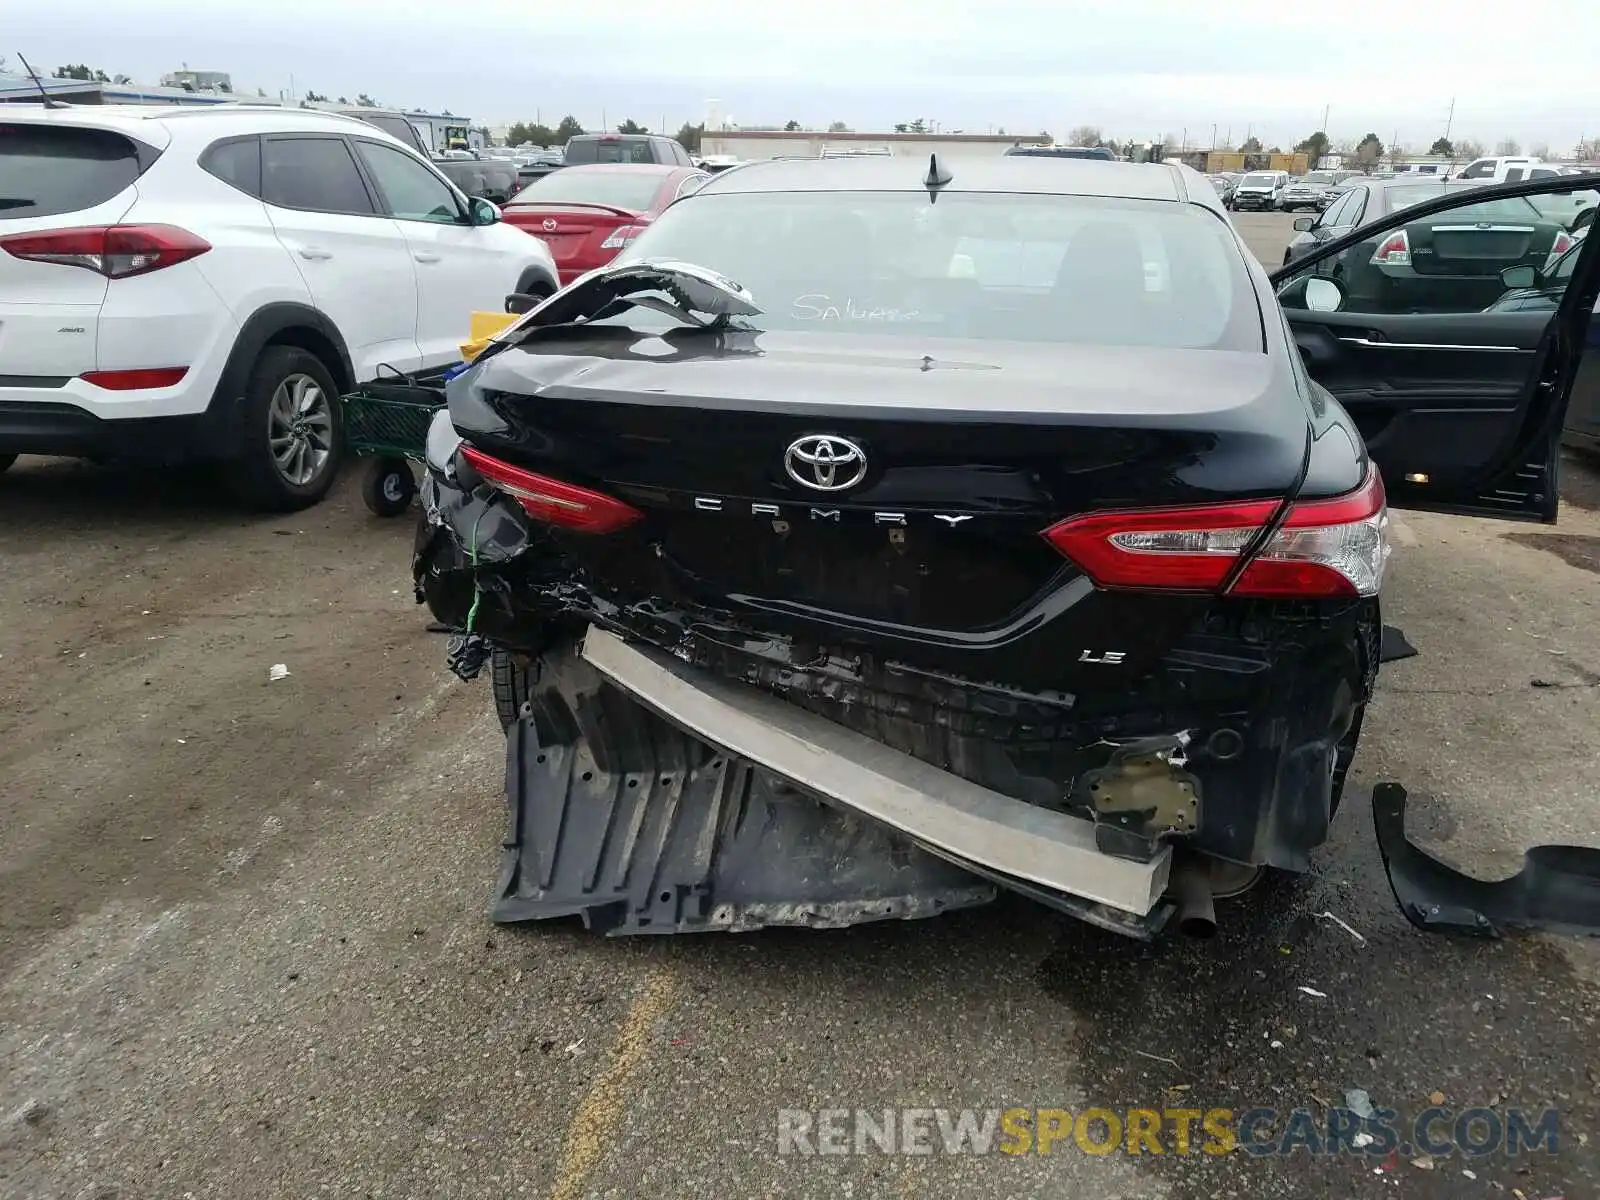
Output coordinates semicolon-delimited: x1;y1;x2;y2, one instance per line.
784;435;868;492
542;218;558;232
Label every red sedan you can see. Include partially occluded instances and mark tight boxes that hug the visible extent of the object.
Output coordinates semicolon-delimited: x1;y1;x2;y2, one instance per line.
502;164;710;286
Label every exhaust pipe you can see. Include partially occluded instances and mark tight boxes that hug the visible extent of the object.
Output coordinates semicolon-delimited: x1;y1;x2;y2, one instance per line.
1170;856;1217;939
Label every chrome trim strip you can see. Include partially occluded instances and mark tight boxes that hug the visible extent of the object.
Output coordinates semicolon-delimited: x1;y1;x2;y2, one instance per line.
581;625;1170;915
1338;337;1524;352
1429;224;1536;233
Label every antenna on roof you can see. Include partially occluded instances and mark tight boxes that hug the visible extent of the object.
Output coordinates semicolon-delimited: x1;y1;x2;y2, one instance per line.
923;152;953;201
15;53;68;108
15;53;70;108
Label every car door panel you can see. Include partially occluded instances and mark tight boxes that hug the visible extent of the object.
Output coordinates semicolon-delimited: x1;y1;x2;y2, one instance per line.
1270;173;1600;521
351;138;519;369
260;135;422;380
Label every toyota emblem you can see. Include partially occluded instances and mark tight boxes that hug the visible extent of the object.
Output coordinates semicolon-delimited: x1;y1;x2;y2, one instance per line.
542;218;558;232
784;434;868;492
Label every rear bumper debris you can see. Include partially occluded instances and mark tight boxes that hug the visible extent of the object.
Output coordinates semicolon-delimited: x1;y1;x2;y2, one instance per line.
498;714;998;935
1372;782;1600;936
581;626;1172;917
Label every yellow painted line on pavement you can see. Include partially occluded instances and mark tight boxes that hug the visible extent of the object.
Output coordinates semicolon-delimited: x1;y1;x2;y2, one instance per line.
549;964;680;1200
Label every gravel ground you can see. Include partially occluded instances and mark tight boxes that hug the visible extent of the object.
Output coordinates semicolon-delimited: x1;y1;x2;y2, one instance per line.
2;213;1597;1200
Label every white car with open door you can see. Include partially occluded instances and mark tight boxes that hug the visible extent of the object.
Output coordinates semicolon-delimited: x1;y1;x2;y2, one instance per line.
0;104;557;510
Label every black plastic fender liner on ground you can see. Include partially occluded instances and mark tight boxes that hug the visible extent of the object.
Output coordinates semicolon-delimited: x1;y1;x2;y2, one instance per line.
493;647;995;935
1372;782;1600;937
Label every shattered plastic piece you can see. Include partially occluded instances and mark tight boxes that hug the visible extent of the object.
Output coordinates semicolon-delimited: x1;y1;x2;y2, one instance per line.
1372;782;1600;936
486;259;762;354
267;663;290;682
1463;1169;1477;1180
1352;1131;1375;1148
1412;1154;1436;1170
1379;625;1419;663
1345;1089;1376;1119
1298;986;1328;999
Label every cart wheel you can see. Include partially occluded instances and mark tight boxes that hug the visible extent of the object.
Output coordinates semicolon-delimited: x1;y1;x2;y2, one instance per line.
362;458;416;517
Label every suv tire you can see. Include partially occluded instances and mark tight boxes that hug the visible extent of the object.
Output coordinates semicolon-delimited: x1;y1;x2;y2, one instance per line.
514;268;556;302
229;345;344;512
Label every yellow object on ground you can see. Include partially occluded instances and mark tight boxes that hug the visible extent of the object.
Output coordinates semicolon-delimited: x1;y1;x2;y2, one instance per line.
460;311;519;362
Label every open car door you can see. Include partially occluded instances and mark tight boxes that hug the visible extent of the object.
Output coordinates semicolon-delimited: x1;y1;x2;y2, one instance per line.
1268;173;1600;521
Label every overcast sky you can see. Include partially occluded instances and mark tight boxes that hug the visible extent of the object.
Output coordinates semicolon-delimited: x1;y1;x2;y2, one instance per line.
12;0;1600;152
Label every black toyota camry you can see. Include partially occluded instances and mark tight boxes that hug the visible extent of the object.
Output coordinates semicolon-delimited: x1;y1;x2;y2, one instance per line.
414;157;1600;940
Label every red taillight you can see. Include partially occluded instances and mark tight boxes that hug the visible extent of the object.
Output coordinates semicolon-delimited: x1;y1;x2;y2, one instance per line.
0;224;211;278
1370;230;1411;266
1550;230;1575;258
459;445;643;534
1041;466;1390;599
79;367;189;390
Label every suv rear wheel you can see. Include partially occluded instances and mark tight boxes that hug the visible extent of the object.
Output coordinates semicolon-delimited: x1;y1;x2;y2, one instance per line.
229;345;344;512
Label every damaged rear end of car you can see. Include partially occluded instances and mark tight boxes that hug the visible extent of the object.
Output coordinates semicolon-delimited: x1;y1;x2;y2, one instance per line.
412;204;1392;938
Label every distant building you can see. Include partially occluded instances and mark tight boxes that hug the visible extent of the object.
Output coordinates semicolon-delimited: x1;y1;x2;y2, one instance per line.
700;129;1051;162
161;69;233;93
0;73;479;152
0;72;238;106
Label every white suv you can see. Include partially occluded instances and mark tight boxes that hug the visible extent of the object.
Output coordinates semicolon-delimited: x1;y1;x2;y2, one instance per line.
0;104;558;509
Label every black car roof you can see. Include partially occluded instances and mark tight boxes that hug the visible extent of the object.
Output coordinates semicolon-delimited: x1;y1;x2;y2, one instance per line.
696;156;1187;201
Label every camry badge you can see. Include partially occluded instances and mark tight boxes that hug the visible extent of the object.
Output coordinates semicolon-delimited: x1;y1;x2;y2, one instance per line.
784;434;868;492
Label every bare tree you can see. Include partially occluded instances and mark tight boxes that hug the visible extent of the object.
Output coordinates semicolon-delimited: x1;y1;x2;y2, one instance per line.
1066;124;1103;148
1529;141;1552;160
1494;136;1521;155
1456;138;1484;160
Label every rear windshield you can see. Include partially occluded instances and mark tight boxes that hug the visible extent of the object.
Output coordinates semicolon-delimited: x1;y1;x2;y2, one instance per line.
565;138;655;165
510;170;666;211
0;124;148;220
614;190;1262;352
1241;174;1277;187
1305;172;1337;184
359;114;423;152
1388;186;1544;220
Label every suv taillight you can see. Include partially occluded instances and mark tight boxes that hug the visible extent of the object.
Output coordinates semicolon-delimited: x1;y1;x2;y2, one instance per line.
1041;465;1390;599
0;224;211;278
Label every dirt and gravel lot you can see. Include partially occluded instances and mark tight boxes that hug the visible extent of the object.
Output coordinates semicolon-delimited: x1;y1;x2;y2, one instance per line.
3;213;1598;1200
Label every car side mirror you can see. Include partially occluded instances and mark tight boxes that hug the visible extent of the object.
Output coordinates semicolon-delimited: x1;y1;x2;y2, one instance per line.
1277;274;1345;312
469;196;501;226
1500;265;1536;290
1293;217;1315;232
